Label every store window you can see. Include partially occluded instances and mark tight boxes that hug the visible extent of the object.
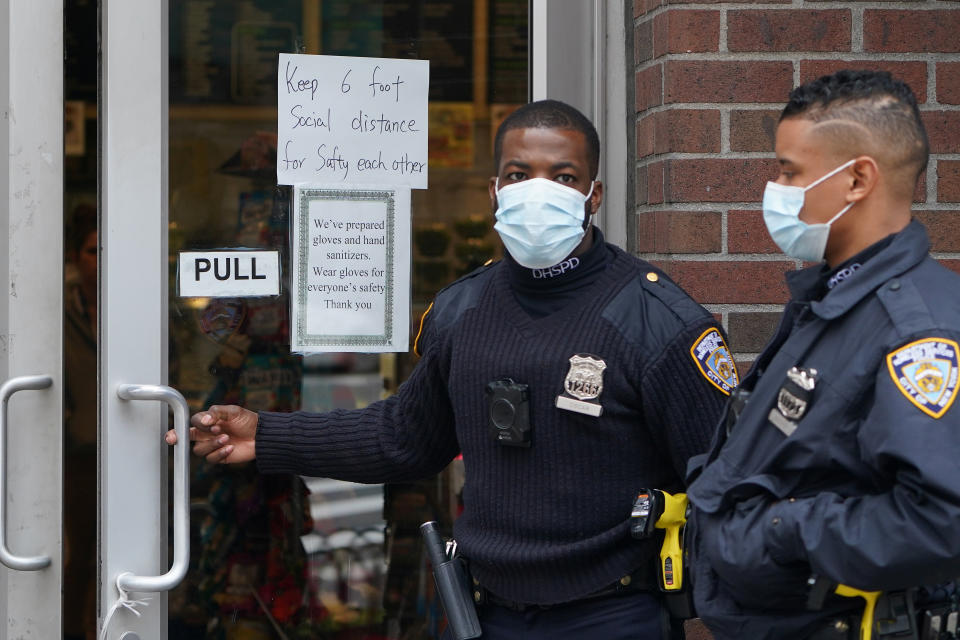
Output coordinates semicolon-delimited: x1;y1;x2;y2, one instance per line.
161;1;529;638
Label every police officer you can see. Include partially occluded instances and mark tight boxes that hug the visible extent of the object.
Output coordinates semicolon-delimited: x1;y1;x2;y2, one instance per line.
686;70;960;640
169;100;733;639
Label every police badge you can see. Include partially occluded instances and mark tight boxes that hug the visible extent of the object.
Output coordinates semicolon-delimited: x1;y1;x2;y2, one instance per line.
887;337;959;419
555;354;607;417
778;367;817;419
767;366;817;437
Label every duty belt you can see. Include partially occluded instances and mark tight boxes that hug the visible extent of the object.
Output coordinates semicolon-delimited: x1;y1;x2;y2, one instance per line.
472;567;653;613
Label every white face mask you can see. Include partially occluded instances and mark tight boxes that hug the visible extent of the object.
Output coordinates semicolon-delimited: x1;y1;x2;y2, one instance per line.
762;159;856;262
493;177;594;269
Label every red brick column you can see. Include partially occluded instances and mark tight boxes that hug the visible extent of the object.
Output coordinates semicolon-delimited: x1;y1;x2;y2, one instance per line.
632;1;960;368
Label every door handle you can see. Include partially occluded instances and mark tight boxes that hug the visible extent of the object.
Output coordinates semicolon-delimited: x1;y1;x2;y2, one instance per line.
0;375;54;571
115;384;190;592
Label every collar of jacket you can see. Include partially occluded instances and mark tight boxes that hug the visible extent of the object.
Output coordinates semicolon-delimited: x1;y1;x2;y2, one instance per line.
784;219;930;321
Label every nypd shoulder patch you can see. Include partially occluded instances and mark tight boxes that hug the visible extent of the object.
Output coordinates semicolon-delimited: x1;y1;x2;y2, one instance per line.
690;328;739;395
886;337;959;419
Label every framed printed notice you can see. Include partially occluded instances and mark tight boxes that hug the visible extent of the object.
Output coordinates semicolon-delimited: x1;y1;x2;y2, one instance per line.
291;184;410;352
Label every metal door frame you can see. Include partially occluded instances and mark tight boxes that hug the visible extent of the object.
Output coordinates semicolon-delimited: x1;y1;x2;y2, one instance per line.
99;0;173;637
531;0;629;249
0;1;64;638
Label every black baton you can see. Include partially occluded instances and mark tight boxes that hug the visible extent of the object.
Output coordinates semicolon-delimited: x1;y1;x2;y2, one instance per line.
420;521;482;639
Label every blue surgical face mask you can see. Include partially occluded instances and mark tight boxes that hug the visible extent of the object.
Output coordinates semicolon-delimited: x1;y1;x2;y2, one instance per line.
494;177;595;269
762;159;856;262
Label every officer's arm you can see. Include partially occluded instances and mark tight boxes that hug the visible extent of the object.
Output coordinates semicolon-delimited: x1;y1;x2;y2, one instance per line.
762;342;960;590
640;321;734;480
255;308;460;483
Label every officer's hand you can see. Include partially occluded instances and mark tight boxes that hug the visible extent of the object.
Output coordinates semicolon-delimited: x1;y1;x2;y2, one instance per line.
164;404;258;464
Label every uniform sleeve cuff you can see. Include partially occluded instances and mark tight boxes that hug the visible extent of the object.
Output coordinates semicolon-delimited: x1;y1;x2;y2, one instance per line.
255;411;294;474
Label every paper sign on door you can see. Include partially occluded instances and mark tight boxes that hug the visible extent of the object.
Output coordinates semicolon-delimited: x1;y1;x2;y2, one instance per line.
179;250;281;297
277;53;429;189
291;184;410;353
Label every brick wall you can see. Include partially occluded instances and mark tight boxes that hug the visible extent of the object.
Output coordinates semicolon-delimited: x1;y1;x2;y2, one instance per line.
632;0;960;369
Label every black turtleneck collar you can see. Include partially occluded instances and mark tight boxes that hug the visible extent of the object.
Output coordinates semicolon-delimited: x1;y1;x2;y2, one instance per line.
504;226;614;318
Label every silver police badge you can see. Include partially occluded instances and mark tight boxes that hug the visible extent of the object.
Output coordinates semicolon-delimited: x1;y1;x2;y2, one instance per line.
768;366;818;437
778;367;816;419
555;354;606;417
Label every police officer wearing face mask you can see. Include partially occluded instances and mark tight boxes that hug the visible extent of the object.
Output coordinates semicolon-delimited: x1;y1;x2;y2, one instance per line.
686;70;960;640
171;100;734;640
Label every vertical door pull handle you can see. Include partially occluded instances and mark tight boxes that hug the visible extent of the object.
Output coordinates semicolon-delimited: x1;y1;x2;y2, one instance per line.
0;375;54;571
115;384;190;592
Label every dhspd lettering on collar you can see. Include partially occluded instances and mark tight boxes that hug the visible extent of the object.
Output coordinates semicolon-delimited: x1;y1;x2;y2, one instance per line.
827;263;861;290
531;257;580;279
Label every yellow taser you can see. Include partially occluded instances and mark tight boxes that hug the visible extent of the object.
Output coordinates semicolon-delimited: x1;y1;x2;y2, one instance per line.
835;584;882;640
654;491;688;591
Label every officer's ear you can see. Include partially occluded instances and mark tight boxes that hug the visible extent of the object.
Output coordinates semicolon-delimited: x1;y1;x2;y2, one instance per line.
488;176;499;213
588;180;604;216
846;156;879;204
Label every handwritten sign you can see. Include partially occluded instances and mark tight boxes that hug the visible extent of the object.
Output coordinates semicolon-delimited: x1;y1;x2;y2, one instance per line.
277;54;429;189
291;184;411;352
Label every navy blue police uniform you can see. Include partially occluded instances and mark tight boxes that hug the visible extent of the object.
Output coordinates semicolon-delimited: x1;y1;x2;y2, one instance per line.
686;219;960;640
255;229;734;639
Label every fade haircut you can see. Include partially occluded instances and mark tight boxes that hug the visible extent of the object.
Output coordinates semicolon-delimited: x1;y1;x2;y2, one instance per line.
781;70;929;195
493;99;600;178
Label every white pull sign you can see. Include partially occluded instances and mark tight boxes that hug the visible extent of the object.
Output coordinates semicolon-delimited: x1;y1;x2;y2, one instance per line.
179;251;280;297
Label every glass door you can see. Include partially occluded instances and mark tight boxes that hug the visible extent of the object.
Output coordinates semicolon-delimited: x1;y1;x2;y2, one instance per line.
61;1;532;638
164;2;527;639
0;1;64;638
6;0;609;638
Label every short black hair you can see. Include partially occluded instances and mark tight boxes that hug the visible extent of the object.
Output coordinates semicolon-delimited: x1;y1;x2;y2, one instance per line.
781;69;929;183
493;99;600;178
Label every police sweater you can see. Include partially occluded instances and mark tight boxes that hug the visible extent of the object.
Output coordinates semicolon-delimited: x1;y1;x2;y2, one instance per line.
256;240;732;605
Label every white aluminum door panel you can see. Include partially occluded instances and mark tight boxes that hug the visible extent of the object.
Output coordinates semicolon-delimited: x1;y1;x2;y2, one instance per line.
530;0;628;249
100;0;170;638
0;0;64;638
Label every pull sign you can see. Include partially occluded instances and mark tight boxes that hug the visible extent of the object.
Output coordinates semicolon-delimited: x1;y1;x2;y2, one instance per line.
179;251;280;297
